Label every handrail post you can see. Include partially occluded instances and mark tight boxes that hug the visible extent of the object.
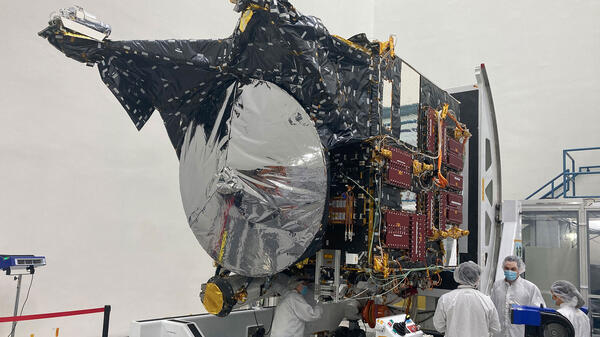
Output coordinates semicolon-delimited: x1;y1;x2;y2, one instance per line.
563;150;567;198
571;153;576;197
102;305;111;337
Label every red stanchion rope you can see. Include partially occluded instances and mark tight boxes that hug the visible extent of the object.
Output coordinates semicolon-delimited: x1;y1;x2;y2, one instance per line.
0;307;105;323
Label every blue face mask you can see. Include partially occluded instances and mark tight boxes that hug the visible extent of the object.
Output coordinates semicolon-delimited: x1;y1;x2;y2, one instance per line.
504;270;518;281
300;285;308;296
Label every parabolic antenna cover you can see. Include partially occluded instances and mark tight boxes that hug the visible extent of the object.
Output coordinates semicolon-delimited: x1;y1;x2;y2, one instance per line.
180;80;327;276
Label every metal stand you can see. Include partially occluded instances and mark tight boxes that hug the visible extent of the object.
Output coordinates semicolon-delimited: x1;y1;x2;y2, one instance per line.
314;250;341;302
102;305;111;337
10;274;22;337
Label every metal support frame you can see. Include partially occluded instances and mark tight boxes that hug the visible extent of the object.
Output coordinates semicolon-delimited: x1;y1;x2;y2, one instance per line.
527;147;600;200
585;200;600;337
495;200;522;282
314;250;341;302
102;305;111;337
130;302;353;337
315;252;322;302
525;172;568;200
519;198;600;335
563;147;600;198
474;64;503;295
9;274;22;337
579;205;590;305
580;165;600;173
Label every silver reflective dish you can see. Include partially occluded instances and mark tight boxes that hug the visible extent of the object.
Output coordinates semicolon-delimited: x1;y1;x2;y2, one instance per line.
180;80;327;277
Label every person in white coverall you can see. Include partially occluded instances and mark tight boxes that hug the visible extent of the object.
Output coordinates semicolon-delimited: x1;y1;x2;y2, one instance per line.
433;261;501;337
551;280;590;337
270;279;323;337
491;255;545;337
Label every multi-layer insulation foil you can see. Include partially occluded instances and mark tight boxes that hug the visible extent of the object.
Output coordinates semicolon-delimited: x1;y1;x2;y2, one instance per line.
40;0;466;278
39;1;389;277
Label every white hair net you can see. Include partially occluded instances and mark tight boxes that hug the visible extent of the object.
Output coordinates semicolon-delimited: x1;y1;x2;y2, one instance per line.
287;276;305;290
453;261;481;287
269;274;291;295
551;280;585;308
503;255;526;274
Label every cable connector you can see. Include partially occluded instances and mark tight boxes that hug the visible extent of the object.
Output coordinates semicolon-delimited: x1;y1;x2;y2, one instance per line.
413;160;433;175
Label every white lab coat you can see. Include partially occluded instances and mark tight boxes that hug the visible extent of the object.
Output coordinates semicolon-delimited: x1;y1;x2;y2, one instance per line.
557;303;591;337
433;285;501;337
491;277;546;337
270;290;323;337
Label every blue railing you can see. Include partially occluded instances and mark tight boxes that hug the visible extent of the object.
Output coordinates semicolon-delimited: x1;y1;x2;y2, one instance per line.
526;147;600;200
525;172;571;200
580;165;600;173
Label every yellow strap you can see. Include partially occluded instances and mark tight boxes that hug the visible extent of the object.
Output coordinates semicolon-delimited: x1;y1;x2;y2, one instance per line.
61;31;97;41
332;35;372;55
239;9;254;32
378;35;395;57
218;230;228;263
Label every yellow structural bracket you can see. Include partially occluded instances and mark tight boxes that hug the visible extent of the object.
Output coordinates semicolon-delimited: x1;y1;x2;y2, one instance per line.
446;225;470;239
234;288;248;303
440;103;449;120
380;148;392;160
378;35;395;57
373;253;390;278
371;145;390;166
454;127;469;141
413;160;433;176
239;9;254;32
429;228;449;241
295;257;310;269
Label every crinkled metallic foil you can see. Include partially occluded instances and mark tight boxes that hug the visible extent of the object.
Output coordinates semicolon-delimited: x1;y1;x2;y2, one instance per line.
179;80;327;276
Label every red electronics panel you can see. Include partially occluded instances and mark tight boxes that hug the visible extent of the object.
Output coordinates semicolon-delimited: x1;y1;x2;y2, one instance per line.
446;193;462;208
385;147;412;168
410;214;427;262
385;211;410;229
447;207;463;224
447;172;463;191
446;151;463;171
384;211;410;249
387;162;412;189
438;192;447;231
447;137;463;156
443;133;463;170
445;192;463;225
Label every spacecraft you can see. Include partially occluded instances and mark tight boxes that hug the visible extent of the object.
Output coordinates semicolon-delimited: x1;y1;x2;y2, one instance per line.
39;0;501;328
